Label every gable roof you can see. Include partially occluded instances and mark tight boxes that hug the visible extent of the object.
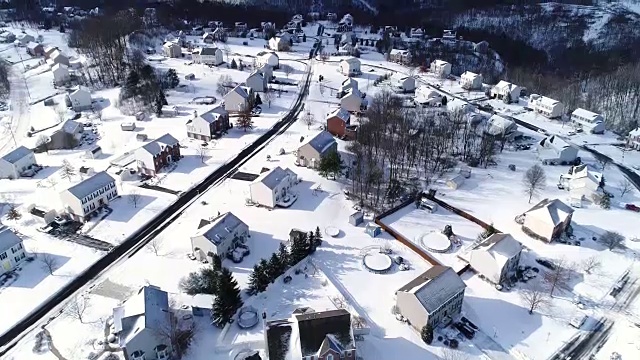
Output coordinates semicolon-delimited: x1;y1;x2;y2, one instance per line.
50;49;67;60
540;135;573;153
433;59;449;67
194;212;247;245
494;80;517;91
1;146;32;164
525;198;574;226
300;131;336;155
341;88;361;100
141;133;179;155
474;233;522;267
59;119;81;134
0;224;22;252
265;319;293;360
199;47;219;56
327;108;350;122
461;71;480;80
567;164;602;187
112;285;170;347
227;85;250;99
486;114;517;135
197;106;227;124
341;57;360;66
572;108;600;122
295;309;353;357
247;70;264;80
27;41;41;50
52;63;68;72
397;265;466;313
538;96;560;108
63;171;115;200
70;85;89;97
252;166;296;189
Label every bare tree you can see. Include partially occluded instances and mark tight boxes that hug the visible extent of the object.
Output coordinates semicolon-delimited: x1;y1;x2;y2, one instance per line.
438;349;470;360
263;90;275;108
198;145;208;163
581;256;601;274
128;190;142;208
36;135;50;153
519;280;551;315
618;179;634;198
54;105;68;124
40;253;59;275
148;238;163;256
523;164;547;203
65;295;91;323
216;75;233;97
318;83;325;97
94;108;103;122
281;64;293;79
543;257;572;297
597;156;611;171
60;159;76;181
301;110;315;129
47;177;58;189
156;312;196;359
599;231;625;251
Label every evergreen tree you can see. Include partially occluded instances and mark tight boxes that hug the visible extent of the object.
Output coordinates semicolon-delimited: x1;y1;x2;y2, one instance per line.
211;267;243;327
421;324;434;344
318;150;342;179
307;231;316;254
247;262;269;295
59;24;65;33
599;193;611;209
276;243;290;272
210;253;222;271
267;253;282;281
164;69;179;88
230;59;238;69
6;205;21;220
289;233;308;265
255;94;262;106
122;70;140;99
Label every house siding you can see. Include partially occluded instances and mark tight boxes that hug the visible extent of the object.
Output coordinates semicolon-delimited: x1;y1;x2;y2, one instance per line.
61;180;118;221
326;117;348;138
123;329;170;360
0;152;36;179
0;241;27;276
136;144;181;176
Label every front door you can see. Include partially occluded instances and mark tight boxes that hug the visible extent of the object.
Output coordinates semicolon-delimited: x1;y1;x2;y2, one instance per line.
2;261;11;272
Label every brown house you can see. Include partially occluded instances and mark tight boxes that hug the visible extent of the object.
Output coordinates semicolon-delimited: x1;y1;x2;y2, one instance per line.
135;133;181;176
27;42;44;57
326;107;356;140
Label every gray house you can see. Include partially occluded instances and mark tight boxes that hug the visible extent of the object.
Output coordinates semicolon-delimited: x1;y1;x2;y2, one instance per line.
48;119;83;149
191;212;249;260
0;224;27;276
538;136;578;165
396;265;466;330
113;285;172;360
296;131;337;168
469;233;522;286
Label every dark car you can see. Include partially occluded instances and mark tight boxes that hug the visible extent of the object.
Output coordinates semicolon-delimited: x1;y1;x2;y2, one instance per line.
625;204;640;212
454;323;475;339
536;258;556;270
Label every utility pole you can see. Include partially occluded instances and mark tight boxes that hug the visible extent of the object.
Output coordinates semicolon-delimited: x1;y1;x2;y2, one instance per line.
13;44;32;101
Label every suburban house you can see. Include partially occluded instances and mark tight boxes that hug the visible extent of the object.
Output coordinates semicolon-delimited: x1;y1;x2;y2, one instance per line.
48;119;83;149
389;49;411;64
297;131;338;168
223;85;254;112
211;28;228;42
257;64;273;82
52;63;70;85
202;32;215;43
396;265;466;330
530;95;564;119
269;35;291;51
249;166;298;208
60;171;118;221
340;88;363;113
628;127;640;150
522;198;574;242
113;285;173;360
264;308;356;360
191;212;249;260
339;57;361;76
485;114;519;139
571;108;605;134
43;45;58;59
391;74;416;93
460;71;483;90
26;42;44;56
192;47;223;66
162;41;182;58
414;86;442;106
245;70;267;92
430;60;452;77
537;136;578;165
339;77;358;94
67;86;92;111
0;31;16;42
326;107;355;139
490;80;522;103
469;233;522;286
16;33;34;45
186;106;230;141
561;164;603;200
257;52;279;69
50;50;70;66
0;224;27;275
135;133;181;176
410;28;425;38
0;146;36;179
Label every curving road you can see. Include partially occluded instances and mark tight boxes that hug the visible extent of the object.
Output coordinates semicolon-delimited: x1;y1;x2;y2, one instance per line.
0;64;31;154
0;48;316;356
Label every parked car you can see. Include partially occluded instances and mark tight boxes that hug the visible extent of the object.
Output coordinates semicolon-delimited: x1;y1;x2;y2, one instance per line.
536;258;556;270
454;323;475;339
625;204;640;212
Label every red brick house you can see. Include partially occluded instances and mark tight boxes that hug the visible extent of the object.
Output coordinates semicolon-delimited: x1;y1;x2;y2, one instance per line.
326;107;356;140
135;133;181;176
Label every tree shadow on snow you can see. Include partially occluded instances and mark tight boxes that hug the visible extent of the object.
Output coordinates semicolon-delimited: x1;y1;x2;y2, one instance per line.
106;194;157;222
10;253;71;288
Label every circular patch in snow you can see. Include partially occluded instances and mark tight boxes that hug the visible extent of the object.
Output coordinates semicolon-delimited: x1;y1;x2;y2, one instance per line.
363;253;393;273
237;306;259;329
192;96;216;105
418;231;452;253
325;226;340;237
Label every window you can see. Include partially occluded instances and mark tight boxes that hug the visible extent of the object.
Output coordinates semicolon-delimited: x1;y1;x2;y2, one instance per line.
20;253;25;259
327;355;334;360
0;252;7;260
14;256;20;262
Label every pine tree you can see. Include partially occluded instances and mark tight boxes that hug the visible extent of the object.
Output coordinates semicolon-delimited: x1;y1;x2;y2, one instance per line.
164;69;179;88
230;59;238;69
289;233;308;266
210;253;222;271
421;324;434;344
122;70;140;99
276;243;290;272
255;94;262;106
318;151;342;179
247;262;269;295
267;253;282;281
155;90;167;116
599;193;611;209
307;231;317;254
6;205;21;220
211;267;243;327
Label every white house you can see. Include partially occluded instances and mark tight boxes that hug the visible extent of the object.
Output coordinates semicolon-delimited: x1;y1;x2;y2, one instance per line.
522;198;574;242
51;63;70;85
571;108;605;134
460;71;482;90
16;33;34;45
0;225;27;275
339;57;361;76
391;74;416;93
269;35;291;51
297;131;337;168
469;233;522;286
249;166;298;208
257;52;279;69
396;265;466;330
414;86;442;106
67;86;92;111
0;146;36;180
223;85;254;112
257;64;273;82
430;60;452;78
192;47;223;66
163;42;182;58
49;49;69;66
530;95;564;119
485;114;518;139
339;77;358;94
202;32;215;44
490;80;522;103
538;136;578;164
60;171;118;221
191;212;249;260
389;49;411;64
628;127;640;150
245;70;267;92
340;88;362;113
562;164;603;200
186;106;229;141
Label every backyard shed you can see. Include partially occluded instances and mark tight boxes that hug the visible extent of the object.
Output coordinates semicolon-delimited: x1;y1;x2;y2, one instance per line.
365;222;381;238
446;175;465;190
349;211;364;226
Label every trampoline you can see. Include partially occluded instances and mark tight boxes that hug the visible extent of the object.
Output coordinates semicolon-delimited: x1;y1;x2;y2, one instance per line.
237;306;259;329
418;231;452;253
362;253;393;273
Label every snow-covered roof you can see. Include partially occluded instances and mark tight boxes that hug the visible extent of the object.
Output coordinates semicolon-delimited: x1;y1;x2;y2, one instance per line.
461;71;480;80
629;127;640;137
163;41;180;48
199;47;219;56
341;57;360;65
247;70;264;80
572;108;600;122
63;171;115;200
567;164;602;187
341;87;361;99
525;198;574;227
301;131;336;155
194;212;247;245
57;119;81;134
540;135;572;152
140;133;179;155
474;233;522;267
197;106;227;124
493;80;516;91
112;285;170;347
70;85;89;96
390;49;409;55
295;309;353;357
447;174;465;186
228;85;250;99
252;166;296;190
537;96;560;108
327;107;350;122
433;59;449;66
1;146;32;164
486;114;517;136
50;49;67;61
51;63;68;72
26;41;41;50
0;225;22;252
398;266;466;314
